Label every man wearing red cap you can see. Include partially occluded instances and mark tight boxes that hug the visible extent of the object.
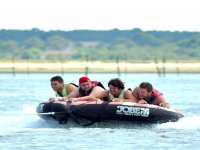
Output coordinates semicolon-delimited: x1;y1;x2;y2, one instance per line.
62;76;105;102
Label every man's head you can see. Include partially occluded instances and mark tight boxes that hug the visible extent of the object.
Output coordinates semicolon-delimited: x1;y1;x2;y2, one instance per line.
108;78;125;95
138;82;153;99
79;76;92;92
50;76;64;91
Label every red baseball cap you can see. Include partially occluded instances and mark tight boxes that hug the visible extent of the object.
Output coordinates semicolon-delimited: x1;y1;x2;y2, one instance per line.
79;76;91;84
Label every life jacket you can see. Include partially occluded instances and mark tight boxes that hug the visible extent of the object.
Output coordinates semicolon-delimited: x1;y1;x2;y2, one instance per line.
56;84;68;97
108;89;125;102
146;89;162;104
78;81;105;97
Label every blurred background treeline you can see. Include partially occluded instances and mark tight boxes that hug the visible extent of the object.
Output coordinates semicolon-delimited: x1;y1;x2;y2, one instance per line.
0;28;200;62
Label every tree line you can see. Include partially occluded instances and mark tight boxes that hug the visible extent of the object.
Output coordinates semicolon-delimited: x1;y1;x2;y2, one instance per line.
0;28;200;62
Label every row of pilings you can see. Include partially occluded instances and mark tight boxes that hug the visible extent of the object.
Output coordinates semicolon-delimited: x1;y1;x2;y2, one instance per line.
2;56;182;77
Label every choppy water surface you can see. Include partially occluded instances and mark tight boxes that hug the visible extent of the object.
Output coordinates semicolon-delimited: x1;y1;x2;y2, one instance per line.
0;73;200;150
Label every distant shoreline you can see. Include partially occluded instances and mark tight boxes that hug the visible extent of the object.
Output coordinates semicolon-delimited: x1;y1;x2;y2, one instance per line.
0;62;200;73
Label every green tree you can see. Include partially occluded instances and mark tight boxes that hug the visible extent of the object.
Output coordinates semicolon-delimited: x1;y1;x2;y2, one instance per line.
23;36;44;49
46;35;70;50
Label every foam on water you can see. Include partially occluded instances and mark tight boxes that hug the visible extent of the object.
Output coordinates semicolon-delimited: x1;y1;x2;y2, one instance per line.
0;104;63;130
157;116;200;130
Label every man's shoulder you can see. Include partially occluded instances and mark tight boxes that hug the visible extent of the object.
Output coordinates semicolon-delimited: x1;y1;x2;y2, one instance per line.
132;86;139;93
66;83;78;87
93;85;105;91
154;95;165;103
125;89;132;94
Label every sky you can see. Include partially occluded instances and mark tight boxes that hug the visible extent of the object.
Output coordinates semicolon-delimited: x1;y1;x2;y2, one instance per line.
0;0;200;32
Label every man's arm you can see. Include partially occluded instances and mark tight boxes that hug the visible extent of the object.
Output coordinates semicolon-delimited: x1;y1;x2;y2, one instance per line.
132;87;140;101
156;95;170;108
70;86;105;102
95;89;109;100
113;90;137;102
124;90;137;102
62;88;79;100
